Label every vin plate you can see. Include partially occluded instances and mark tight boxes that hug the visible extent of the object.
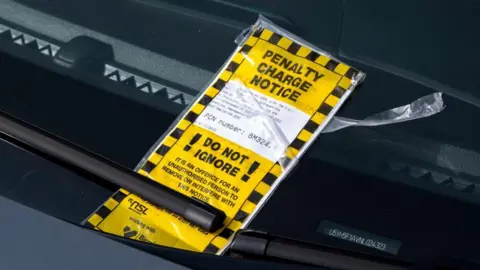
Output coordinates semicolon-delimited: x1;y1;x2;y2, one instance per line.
318;220;402;255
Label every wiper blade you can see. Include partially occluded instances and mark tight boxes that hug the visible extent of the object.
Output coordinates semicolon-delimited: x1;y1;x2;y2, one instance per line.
0;110;226;232
230;230;413;270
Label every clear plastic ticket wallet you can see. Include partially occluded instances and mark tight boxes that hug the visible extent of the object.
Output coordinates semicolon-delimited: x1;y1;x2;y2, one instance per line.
85;16;366;254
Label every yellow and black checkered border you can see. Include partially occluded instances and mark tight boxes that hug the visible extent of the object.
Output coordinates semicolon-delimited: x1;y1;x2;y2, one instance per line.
85;188;131;230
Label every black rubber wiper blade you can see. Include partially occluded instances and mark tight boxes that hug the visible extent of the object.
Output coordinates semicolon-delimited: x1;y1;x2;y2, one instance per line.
0;110;226;232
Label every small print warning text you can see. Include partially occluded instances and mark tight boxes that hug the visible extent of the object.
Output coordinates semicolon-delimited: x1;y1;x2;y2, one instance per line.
161;158;241;208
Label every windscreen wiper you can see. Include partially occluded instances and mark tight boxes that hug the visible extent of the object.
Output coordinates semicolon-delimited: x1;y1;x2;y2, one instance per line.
0;110;226;232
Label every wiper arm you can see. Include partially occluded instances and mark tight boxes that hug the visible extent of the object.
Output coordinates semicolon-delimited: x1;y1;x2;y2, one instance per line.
0;110;226;232
230;230;413;270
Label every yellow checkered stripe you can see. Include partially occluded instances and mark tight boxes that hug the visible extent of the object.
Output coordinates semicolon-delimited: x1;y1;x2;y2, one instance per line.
85;188;131;230
203;162;283;254
252;27;360;81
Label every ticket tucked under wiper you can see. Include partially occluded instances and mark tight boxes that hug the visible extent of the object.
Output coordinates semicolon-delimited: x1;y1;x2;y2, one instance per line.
85;16;365;254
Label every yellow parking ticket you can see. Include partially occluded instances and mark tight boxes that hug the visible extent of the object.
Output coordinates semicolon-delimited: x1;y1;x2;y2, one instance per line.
85;16;365;254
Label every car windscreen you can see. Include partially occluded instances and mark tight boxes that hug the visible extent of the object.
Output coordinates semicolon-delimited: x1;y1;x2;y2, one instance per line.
2;0;480;208
1;3;480;263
